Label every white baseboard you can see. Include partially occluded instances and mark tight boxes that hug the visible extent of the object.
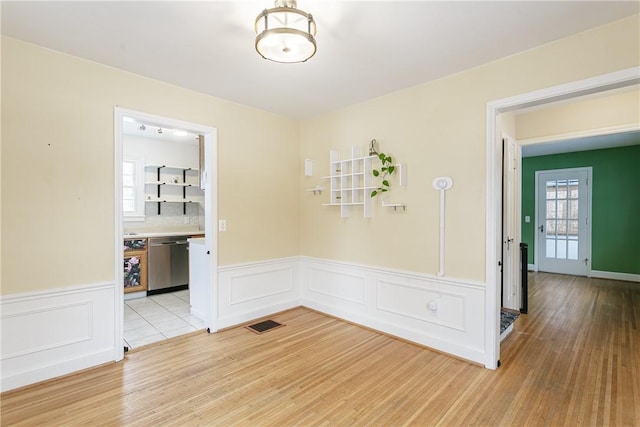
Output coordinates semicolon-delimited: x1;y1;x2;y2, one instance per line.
528;264;537;272
591;270;640;283
216;257;301;330
299;257;487;365
1;282;118;392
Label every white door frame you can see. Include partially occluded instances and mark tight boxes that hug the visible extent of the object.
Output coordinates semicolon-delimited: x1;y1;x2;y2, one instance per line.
114;107;218;362
485;66;639;369
535;167;592;276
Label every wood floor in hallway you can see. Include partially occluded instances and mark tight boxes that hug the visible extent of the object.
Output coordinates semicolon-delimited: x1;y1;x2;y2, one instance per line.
2;273;639;426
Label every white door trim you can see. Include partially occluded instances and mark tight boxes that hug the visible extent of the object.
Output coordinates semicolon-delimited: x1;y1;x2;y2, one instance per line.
534;167;592;276
114;107;218;361
485;66;639;370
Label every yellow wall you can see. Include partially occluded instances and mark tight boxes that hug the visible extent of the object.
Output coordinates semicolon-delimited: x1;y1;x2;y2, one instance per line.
515;88;640;141
1;37;300;295
299;15;639;281
2;15;639;294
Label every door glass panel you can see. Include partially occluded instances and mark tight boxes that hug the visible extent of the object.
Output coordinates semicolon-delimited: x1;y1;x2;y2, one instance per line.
569;200;579;219
568;238;578;260
543;176;582;261
569;180;579;198
557;200;567;219
557;180;568;198
557;220;567;235
556;238;567;259
546;201;556;219
546;239;556;258
546;182;556;199
568;220;579;236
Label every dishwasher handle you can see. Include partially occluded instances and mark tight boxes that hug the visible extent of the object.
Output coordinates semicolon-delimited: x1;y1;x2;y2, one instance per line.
150;240;189;246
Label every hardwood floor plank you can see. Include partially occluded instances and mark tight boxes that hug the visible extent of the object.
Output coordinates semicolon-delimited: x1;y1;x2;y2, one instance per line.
2;273;639;426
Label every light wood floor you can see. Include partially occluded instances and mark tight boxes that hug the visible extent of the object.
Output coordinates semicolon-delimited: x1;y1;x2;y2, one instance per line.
2;273;639;426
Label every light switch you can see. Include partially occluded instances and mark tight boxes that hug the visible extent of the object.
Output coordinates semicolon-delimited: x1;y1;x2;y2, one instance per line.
304;159;313;177
525;216;531;223
219;219;227;232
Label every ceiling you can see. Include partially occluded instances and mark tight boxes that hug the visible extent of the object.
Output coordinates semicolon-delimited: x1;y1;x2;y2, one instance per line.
2;1;638;119
122;117;200;144
521;130;640;157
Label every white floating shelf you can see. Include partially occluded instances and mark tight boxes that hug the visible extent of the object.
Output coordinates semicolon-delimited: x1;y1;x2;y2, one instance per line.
382;201;407;211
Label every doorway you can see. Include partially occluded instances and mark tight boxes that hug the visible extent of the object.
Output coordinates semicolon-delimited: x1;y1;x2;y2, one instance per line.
536;167;592;276
485;66;640;369
114;108;218;361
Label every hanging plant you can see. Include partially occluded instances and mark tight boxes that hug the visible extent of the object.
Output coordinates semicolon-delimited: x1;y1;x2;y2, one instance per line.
369;139;395;198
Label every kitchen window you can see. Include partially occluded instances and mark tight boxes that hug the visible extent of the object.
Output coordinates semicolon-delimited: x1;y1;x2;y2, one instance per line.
123;158;145;221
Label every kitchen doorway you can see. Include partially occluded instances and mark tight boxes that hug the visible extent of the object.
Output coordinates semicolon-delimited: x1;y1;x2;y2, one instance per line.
114;108;218;360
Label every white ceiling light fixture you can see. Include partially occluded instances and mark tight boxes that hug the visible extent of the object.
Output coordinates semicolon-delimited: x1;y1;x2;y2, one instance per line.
255;0;317;64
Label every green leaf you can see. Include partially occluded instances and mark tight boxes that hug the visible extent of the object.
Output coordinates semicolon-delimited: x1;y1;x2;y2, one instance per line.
378;153;386;161
388;165;395;174
386;157;393;164
371;190;378;197
381;188;388;192
381;167;387;172
382;180;390;187
372;170;380;177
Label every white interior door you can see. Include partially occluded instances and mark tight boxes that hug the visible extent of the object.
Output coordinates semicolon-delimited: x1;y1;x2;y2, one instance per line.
536;168;591;276
502;137;521;310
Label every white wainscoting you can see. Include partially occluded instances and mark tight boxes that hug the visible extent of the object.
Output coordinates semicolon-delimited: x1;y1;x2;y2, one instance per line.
1;257;490;392
1;282;118;392
300;257;487;365
216;257;301;330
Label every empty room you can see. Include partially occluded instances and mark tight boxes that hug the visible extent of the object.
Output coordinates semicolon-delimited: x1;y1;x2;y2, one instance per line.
1;1;639;425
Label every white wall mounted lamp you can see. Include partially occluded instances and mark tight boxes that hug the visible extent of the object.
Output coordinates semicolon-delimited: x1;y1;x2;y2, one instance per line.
255;0;317;63
432;176;453;277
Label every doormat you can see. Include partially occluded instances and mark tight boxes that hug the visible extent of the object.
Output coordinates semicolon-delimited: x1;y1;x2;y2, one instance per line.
500;310;519;335
246;319;285;334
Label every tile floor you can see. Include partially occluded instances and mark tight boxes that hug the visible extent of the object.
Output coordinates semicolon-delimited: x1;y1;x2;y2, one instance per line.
124;290;205;349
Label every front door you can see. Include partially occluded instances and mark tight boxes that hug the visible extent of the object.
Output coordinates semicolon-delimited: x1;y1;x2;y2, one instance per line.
536;168;591;276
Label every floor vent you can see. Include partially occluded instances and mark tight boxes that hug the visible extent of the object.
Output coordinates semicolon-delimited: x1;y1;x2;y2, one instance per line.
246;319;284;334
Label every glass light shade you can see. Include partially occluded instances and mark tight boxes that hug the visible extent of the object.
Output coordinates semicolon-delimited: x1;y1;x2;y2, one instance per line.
255;5;317;63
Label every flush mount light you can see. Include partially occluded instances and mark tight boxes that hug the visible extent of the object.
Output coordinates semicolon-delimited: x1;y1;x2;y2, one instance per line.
255;0;317;63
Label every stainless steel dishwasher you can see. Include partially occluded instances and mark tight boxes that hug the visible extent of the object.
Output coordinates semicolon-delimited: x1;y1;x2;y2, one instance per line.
148;236;190;293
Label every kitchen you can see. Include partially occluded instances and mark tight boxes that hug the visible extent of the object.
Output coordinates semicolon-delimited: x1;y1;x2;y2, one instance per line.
121;116;209;349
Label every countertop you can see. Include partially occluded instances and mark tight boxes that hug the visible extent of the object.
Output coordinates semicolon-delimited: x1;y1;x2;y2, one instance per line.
123;228;204;239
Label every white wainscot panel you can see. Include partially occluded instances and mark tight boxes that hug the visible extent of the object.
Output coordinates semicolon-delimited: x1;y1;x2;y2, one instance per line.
376;280;465;330
300;258;486;365
217;258;300;329
1;283;117;392
306;267;365;305
229;269;293;305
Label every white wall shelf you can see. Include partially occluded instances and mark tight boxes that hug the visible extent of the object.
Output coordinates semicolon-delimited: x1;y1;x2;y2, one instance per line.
382;201;407;211
324;146;375;218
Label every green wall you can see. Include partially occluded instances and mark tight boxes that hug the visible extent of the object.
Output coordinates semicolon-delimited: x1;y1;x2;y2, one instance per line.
521;144;640;274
